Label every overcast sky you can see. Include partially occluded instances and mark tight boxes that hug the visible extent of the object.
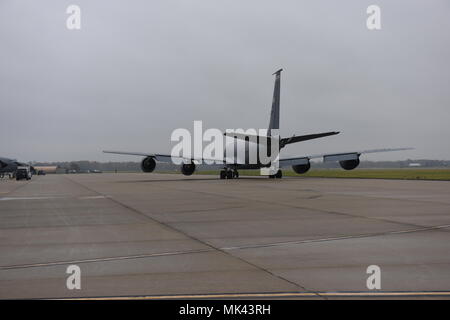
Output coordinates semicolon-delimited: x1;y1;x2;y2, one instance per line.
1;0;449;162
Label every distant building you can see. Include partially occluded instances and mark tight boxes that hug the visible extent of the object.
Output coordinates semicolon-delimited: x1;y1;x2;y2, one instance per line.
33;166;59;173
408;163;422;167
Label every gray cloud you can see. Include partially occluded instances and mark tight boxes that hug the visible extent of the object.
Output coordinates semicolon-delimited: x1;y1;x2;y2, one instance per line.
1;0;449;162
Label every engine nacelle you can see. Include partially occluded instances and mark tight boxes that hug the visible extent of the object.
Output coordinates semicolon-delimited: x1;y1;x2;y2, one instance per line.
339;158;360;170
181;163;196;176
292;161;311;174
141;157;156;172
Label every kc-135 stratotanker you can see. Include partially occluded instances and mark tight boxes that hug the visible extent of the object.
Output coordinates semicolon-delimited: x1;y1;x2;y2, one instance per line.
104;69;412;179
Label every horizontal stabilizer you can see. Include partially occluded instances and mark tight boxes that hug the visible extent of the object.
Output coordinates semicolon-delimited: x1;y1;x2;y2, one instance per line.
224;132;277;142
280;131;339;148
224;131;339;148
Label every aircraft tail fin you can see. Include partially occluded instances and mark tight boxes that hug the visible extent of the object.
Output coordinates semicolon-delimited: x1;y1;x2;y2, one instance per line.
268;68;282;135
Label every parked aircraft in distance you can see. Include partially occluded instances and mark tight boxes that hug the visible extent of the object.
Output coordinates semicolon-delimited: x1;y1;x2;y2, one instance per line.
0;157;35;179
104;69;412;179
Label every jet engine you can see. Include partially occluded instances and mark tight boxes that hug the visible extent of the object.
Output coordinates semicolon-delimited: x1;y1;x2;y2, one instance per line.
141;157;156;172
292;161;311;174
339;158;360;170
181;162;196;176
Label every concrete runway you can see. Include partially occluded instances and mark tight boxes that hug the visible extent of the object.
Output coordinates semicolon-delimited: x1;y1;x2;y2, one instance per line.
1;173;450;299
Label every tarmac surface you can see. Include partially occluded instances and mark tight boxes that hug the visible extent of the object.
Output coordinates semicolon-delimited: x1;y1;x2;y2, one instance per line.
1;173;450;299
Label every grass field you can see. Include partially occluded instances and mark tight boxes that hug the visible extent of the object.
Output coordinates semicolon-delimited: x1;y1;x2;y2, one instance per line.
193;169;450;181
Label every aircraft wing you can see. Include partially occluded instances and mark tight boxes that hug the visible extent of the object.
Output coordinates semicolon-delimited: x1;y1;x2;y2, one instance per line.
279;147;413;167
105;147;413;167
103;150;226;164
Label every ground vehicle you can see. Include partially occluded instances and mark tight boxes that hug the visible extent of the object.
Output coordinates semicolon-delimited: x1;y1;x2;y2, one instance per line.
16;166;32;181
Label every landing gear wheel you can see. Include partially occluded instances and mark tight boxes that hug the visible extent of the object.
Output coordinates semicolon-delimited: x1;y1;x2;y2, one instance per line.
269;170;282;179
226;170;233;179
233;170;239;179
220;170;226;179
275;170;282;179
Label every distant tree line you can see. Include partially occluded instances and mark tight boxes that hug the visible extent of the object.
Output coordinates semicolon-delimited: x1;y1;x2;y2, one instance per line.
312;159;450;169
31;159;450;173
32;161;143;172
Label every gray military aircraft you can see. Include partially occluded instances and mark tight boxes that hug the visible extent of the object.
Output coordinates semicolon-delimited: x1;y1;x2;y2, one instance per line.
104;69;411;179
0;157;34;178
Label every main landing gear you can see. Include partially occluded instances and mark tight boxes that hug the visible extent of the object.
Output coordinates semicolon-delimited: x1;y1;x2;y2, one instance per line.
269;169;283;179
219;169;283;179
220;169;239;179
